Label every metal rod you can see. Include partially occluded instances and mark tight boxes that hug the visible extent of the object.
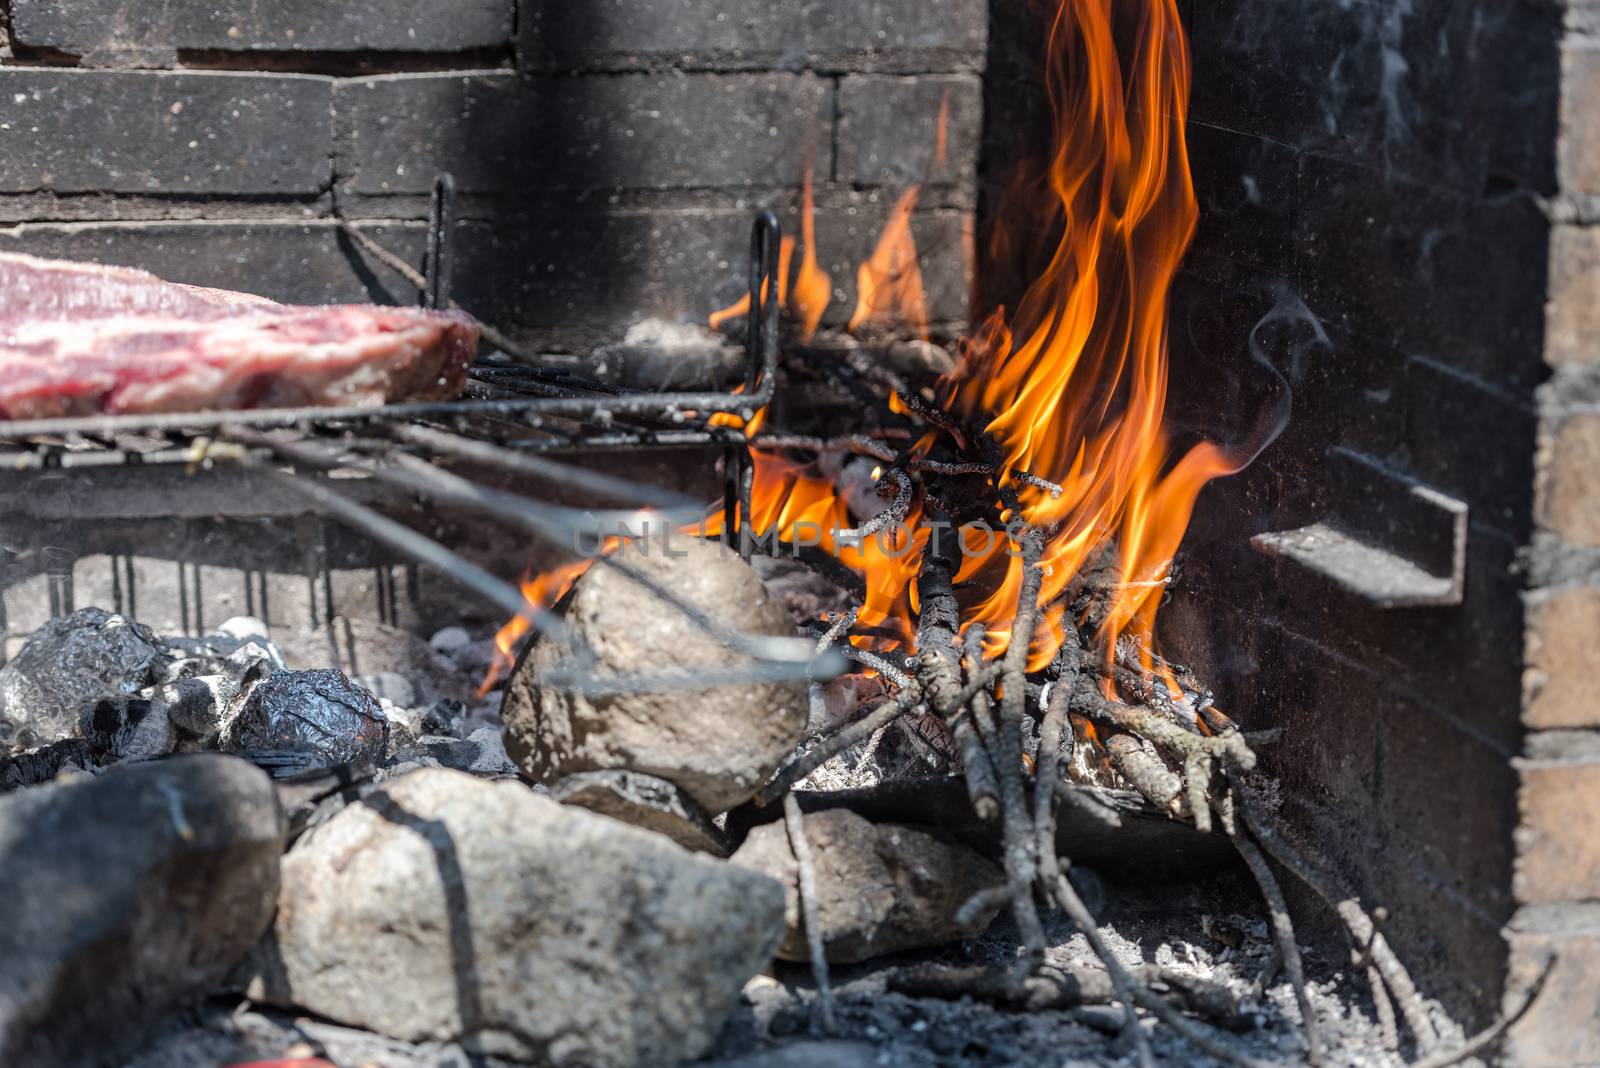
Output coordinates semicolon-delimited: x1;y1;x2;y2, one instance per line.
424;173;457;311
260;465;551;625
389;424;703;513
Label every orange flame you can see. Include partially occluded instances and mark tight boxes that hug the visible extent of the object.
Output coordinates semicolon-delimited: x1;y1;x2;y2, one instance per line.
487;0;1247;700
709;169;832;342
847;186;928;340
477;556;597;696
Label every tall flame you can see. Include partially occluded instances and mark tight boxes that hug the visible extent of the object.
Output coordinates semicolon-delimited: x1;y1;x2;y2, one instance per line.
489;0;1247;699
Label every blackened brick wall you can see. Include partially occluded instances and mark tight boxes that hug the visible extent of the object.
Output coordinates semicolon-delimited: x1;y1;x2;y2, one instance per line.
0;0;986;348
978;0;1593;1058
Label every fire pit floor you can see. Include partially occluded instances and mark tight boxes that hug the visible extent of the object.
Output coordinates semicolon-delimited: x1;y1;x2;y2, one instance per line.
125;869;1447;1068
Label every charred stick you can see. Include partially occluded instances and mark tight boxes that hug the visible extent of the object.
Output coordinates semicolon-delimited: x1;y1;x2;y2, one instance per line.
1220;794;1322;1066
1234;787;1439;1052
995;529;1049;976
893;388;969;450
1368;964;1400;1052
840;467;913;540
1104;732;1185;815
758;687;922;805
1407;956;1555;1068
1033;683;1070;876
841;646;914;690
783;793;837;1035
1185;751;1214;834
812;608;859;658
888;963;1239;1026
751;433;902;462
921;648;999;822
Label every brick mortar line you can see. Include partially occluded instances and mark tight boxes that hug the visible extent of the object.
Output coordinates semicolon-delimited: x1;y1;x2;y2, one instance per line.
0;53;981;80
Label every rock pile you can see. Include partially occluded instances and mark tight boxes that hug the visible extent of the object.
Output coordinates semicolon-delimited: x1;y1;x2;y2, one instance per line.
0;551;1014;1067
236;768;785;1067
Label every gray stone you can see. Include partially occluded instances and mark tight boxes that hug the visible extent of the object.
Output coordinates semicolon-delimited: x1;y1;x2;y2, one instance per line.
10;0;512;54
520;0;987;71
335;72;830;198
359;671;418;710
503;537;808;813
418;726;519;777
550;768;732;855
837;74;983;198
0;607;167;752
729;808;1004;964
0;70;332;196
236;767;785;1066
0;755;284;1068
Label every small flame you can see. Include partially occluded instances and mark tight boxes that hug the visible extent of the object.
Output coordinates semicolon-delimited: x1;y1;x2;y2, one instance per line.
847;186;928;340
709;168;831;342
476;557;596;696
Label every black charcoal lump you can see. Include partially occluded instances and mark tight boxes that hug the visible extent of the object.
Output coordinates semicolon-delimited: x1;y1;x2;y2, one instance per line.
221;668;388;776
0;608;167;753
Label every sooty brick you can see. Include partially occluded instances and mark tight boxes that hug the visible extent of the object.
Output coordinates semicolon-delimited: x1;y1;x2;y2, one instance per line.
0;70;332;197
520;0;987;71
9;0;512;54
335;73;831;199
836;74;981;198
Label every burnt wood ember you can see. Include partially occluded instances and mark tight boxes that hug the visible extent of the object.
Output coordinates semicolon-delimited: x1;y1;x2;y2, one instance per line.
0;251;477;418
0;608;166;752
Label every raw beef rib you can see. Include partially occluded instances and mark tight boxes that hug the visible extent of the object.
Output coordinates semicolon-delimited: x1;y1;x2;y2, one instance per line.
0;252;479;419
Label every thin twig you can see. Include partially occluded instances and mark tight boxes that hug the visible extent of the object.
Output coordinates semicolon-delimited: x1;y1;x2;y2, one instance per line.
1222;794;1322;1066
1407;955;1555;1068
1234;787;1439;1052
784;792;837;1036
841;646;914;689
758;687;922;804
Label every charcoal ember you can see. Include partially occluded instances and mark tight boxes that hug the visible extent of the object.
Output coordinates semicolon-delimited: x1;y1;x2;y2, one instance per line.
157;617;284;683
420;698;465;736
232;768;784;1067
0;608;168;752
729;808;1005;965
503;537;808;813
549;768;732;856
0;738;94;793
417;726;518;778
0;755;283;1068
159;675;244;747
79;696;176;763
221;669;388;776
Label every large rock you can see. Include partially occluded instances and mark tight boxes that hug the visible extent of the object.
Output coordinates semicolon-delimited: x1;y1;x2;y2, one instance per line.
503;538;808;813
0;755;285;1067
729;808;1005;965
0;607;167;752
236;767;786;1067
